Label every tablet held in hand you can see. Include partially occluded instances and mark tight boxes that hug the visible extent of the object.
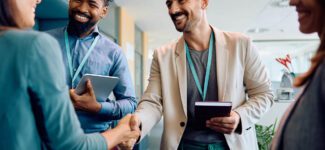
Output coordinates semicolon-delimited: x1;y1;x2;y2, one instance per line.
194;101;232;128
75;74;119;101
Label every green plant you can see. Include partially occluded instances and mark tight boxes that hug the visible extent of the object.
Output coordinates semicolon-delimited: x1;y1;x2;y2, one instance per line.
255;119;278;150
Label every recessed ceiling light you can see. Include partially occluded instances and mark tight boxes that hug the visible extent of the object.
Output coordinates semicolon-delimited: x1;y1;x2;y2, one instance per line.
247;28;270;33
247;28;286;33
271;0;289;8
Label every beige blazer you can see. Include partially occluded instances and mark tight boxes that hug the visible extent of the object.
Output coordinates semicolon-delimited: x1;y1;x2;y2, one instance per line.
135;27;274;150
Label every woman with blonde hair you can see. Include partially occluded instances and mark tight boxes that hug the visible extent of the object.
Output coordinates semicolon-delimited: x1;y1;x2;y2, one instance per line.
272;0;325;149
0;0;139;149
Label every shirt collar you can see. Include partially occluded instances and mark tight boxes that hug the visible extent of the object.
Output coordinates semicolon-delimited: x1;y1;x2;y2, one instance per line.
92;26;100;36
84;25;99;39
66;25;100;40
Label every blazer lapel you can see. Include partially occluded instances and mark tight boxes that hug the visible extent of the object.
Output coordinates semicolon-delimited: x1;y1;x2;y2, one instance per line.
212;27;229;102
175;37;188;117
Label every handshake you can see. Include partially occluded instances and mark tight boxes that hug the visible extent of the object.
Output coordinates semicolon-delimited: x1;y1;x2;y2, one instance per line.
103;114;141;150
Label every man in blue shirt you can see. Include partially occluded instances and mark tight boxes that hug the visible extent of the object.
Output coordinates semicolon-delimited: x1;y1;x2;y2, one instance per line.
47;0;137;133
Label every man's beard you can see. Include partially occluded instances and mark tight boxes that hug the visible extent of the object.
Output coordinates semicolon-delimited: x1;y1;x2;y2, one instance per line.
67;12;97;36
174;21;191;32
171;11;191;32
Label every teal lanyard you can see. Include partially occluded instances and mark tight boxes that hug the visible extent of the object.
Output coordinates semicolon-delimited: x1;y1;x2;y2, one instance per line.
64;30;99;87
185;33;214;101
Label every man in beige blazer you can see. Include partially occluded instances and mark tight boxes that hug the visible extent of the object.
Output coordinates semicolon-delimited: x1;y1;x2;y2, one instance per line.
123;0;274;149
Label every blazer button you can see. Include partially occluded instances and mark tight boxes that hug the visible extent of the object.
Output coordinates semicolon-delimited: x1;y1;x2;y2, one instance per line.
180;122;185;127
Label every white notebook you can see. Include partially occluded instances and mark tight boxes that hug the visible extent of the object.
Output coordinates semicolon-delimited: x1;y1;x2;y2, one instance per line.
75;74;119;101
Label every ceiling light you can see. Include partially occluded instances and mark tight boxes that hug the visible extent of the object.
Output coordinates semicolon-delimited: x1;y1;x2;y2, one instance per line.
271;0;289;8
247;28;270;33
247;28;286;34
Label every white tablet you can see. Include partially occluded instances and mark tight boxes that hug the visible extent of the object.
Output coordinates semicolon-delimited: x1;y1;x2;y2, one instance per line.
75;74;119;101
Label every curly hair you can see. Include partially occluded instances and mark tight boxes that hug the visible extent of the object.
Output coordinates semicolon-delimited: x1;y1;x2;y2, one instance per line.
103;0;114;6
294;0;325;86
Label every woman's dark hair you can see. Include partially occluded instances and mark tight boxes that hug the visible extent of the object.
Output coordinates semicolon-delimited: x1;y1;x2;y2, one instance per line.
0;0;18;27
294;0;325;86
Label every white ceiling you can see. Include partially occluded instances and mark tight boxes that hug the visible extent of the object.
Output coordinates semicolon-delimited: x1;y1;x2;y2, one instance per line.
115;0;319;51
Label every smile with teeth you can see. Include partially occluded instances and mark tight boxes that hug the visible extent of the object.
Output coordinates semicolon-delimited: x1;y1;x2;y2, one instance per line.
298;11;309;22
75;14;89;22
32;6;36;13
174;14;186;21
298;12;307;18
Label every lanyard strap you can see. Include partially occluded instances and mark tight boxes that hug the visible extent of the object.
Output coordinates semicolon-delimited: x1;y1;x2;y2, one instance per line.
185;33;214;101
64;30;99;86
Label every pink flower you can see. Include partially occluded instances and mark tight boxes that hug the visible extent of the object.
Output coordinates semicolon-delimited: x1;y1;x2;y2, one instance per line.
276;54;293;72
286;54;291;64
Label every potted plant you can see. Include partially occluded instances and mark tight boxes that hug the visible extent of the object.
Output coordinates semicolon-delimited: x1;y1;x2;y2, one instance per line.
255;119;278;150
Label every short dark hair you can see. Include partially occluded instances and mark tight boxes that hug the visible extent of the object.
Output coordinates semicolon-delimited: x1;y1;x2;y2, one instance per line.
103;0;114;7
0;0;17;27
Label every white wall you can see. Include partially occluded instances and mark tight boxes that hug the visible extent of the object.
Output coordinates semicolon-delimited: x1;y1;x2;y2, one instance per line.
254;40;319;81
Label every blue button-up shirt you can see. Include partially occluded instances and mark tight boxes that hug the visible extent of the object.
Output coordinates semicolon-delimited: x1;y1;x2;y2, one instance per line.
47;26;137;133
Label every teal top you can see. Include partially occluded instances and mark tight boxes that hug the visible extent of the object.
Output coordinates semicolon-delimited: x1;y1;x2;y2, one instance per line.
0;30;107;150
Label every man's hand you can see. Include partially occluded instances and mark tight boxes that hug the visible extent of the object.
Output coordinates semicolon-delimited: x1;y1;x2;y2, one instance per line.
206;111;241;134
70;80;101;113
101;114;140;150
118;115;141;150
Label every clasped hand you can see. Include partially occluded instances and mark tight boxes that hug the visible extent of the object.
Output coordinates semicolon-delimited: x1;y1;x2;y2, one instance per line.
102;114;141;150
206;111;241;134
118;115;141;150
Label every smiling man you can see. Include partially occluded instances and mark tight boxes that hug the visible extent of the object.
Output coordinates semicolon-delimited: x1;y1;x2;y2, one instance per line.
47;0;137;133
121;0;274;149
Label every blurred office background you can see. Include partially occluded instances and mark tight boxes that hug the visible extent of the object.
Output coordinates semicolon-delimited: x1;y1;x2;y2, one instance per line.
35;0;319;149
